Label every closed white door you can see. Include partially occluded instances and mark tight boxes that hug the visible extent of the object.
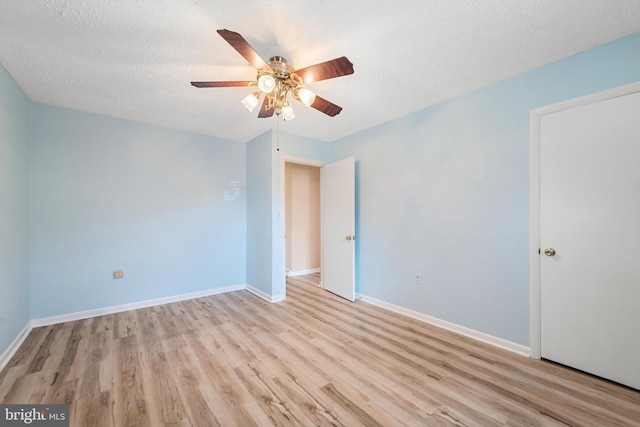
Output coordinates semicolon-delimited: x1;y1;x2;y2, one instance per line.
321;156;355;301
540;90;640;390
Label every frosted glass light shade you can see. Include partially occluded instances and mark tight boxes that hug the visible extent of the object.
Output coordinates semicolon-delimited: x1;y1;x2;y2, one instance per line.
297;88;316;107
241;92;260;112
282;103;295;121
258;74;276;93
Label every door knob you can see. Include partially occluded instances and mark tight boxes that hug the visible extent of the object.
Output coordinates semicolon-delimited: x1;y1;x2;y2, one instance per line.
346;235;355;240
544;248;556;256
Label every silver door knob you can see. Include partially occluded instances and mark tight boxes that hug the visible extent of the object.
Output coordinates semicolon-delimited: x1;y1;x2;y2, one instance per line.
544;248;556;256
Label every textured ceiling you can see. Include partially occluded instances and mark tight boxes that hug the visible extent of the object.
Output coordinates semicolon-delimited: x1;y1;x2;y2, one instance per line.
1;1;640;143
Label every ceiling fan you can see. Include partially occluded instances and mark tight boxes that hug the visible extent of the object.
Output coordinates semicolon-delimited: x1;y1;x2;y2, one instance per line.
191;29;354;121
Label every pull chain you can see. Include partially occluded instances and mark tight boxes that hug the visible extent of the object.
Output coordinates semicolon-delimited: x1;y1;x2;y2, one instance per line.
276;117;280;151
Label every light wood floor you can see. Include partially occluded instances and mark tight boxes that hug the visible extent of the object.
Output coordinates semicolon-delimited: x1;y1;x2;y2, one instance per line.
1;274;639;426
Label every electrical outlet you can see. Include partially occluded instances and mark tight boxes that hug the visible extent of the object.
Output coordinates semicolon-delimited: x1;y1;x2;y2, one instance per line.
113;270;124;279
415;274;421;285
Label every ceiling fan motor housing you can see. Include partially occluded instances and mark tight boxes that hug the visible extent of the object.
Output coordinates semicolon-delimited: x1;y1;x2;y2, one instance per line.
268;56;293;78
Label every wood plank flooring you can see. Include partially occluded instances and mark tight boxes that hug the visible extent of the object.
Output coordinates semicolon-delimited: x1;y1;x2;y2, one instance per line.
1;274;639;426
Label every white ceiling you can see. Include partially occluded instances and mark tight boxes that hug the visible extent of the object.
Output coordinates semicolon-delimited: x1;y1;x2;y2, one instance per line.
1;1;639;143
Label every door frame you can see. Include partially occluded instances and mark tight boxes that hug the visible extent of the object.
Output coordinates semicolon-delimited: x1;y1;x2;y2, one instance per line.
529;81;640;359
279;155;325;297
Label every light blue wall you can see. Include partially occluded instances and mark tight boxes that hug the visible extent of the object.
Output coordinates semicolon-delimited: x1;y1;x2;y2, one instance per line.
246;131;274;295
29;104;246;318
331;32;640;346
0;65;30;355
274;131;331;161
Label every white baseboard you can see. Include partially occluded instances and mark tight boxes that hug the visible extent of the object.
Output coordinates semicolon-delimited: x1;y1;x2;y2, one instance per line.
287;268;321;277
359;295;530;357
246;285;285;303
31;284;247;328
0;321;33;372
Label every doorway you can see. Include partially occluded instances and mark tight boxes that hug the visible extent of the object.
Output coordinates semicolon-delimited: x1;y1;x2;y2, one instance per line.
279;155;356;301
284;161;322;279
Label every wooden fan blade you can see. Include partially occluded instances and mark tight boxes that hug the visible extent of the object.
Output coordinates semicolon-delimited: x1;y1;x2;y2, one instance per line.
295;57;354;84
217;29;270;70
310;96;343;117
191;81;255;88
258;97;275;118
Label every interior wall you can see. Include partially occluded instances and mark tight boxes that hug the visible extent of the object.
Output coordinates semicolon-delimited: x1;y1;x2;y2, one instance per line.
330;32;640;346
0;65;30;356
285;163;320;275
285;163;293;271
246;131;274;296
29;103;247;319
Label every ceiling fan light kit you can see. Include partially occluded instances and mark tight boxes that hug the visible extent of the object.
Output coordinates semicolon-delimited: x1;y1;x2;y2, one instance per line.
282;102;295;121
297;88;316;107
257;71;276;94
240;92;260;112
191;29;354;121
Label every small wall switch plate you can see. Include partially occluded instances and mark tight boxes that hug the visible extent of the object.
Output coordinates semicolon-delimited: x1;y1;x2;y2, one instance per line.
113;270;124;279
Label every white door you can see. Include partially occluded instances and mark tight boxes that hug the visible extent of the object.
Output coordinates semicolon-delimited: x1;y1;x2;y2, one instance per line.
540;90;640;390
321;156;355;301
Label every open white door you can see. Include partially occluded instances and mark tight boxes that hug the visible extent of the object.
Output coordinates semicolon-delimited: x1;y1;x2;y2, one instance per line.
321;156;355;301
